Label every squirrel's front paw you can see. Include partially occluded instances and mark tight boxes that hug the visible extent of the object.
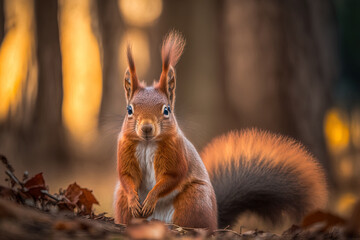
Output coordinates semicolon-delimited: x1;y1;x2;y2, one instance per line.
128;196;142;218
142;195;156;218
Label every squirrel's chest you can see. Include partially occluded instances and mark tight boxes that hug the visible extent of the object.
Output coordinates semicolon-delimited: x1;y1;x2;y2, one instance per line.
135;142;157;203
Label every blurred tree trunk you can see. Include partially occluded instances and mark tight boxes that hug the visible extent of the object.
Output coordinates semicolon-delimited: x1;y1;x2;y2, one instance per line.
32;0;67;164
158;0;222;149
97;0;124;130
221;0;338;178
0;0;3;44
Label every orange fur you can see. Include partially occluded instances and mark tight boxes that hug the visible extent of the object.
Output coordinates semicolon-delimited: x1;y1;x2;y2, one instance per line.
201;129;328;217
114;31;328;231
173;180;218;230
115;138;142;222
114;185;131;224
161;31;185;71
141;135;188;217
157;31;185;107
114;31;217;230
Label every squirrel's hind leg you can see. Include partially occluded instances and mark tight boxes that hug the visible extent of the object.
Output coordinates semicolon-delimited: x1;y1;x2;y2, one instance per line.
114;184;132;224
172;182;218;231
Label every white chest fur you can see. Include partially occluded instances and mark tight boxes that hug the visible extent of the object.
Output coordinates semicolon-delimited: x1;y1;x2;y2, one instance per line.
135;141;177;223
136;142;157;203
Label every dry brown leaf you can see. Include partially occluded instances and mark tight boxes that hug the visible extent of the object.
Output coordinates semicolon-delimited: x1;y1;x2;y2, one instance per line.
64;182;99;214
64;182;82;204
78;187;99;214
23;173;47;198
301;210;346;232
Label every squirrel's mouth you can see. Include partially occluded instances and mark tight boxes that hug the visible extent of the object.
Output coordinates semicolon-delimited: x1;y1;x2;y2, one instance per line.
142;135;155;141
138;132;156;141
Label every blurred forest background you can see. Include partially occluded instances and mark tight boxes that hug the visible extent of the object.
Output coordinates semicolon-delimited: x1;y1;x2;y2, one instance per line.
0;0;359;224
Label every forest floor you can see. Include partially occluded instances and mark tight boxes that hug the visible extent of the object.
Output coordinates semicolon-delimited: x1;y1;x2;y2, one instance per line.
0;154;359;240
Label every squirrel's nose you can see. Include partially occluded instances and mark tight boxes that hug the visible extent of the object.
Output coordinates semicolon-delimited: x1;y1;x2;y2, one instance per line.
141;124;153;135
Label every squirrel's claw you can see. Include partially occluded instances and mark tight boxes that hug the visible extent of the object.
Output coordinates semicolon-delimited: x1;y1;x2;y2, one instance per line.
142;195;156;218
128;196;142;218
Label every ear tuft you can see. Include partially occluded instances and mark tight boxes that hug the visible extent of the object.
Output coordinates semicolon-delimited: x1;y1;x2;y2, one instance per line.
124;46;139;103
127;45;136;74
161;31;186;71
157;31;185;108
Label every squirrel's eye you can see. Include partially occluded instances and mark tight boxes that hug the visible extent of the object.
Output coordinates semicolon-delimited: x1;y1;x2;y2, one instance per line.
167;105;171;113
162;105;169;118
127;105;133;117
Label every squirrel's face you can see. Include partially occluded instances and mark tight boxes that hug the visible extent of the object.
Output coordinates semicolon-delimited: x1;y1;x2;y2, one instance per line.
122;32;184;141
124;87;176;141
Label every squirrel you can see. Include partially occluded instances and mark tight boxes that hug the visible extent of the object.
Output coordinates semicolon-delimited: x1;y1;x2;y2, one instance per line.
113;31;328;231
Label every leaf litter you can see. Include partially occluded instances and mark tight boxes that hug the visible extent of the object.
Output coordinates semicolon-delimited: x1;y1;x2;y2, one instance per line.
0;154;359;239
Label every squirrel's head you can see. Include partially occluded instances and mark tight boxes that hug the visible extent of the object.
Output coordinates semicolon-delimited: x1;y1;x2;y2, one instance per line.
121;31;185;141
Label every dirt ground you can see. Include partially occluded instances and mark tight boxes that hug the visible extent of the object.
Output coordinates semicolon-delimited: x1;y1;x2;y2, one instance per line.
0;155;359;240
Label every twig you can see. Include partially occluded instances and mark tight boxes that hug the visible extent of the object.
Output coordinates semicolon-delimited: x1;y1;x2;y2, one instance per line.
165;223;208;231
40;189;60;202
1;155;24;188
5;169;24;187
0;154;15;173
212;229;242;237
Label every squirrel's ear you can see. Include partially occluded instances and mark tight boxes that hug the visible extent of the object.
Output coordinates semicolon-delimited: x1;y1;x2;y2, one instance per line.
159;66;176;108
158;31;185;108
167;67;176;108
124;45;139;103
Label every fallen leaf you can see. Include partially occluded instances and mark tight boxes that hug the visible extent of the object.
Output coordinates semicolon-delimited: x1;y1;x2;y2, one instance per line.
64;182;99;215
301;210;346;232
23;173;47;198
64;182;82;205
78;187;99;215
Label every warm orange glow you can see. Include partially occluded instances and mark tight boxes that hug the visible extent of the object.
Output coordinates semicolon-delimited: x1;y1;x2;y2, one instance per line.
324;108;350;153
336;193;357;216
338;156;353;179
351;108;360;149
59;0;102;144
119;0;162;27
119;29;150;78
0;0;34;120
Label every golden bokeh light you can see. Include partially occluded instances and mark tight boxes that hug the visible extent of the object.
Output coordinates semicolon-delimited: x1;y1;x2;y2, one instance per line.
338;156;353;179
119;0;162;27
119;29;150;78
336;193;357;217
0;0;34;120
59;0;102;144
351;108;360;149
324;108;350;153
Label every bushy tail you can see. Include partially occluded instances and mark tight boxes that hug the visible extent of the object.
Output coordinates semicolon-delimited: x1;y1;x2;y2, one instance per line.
201;129;328;228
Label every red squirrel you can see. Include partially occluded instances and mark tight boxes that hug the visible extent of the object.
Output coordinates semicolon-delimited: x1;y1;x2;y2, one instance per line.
113;31;328;231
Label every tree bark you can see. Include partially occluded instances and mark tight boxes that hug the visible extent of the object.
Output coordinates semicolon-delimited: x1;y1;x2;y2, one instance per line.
0;0;4;44
97;0;124;130
33;0;66;163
